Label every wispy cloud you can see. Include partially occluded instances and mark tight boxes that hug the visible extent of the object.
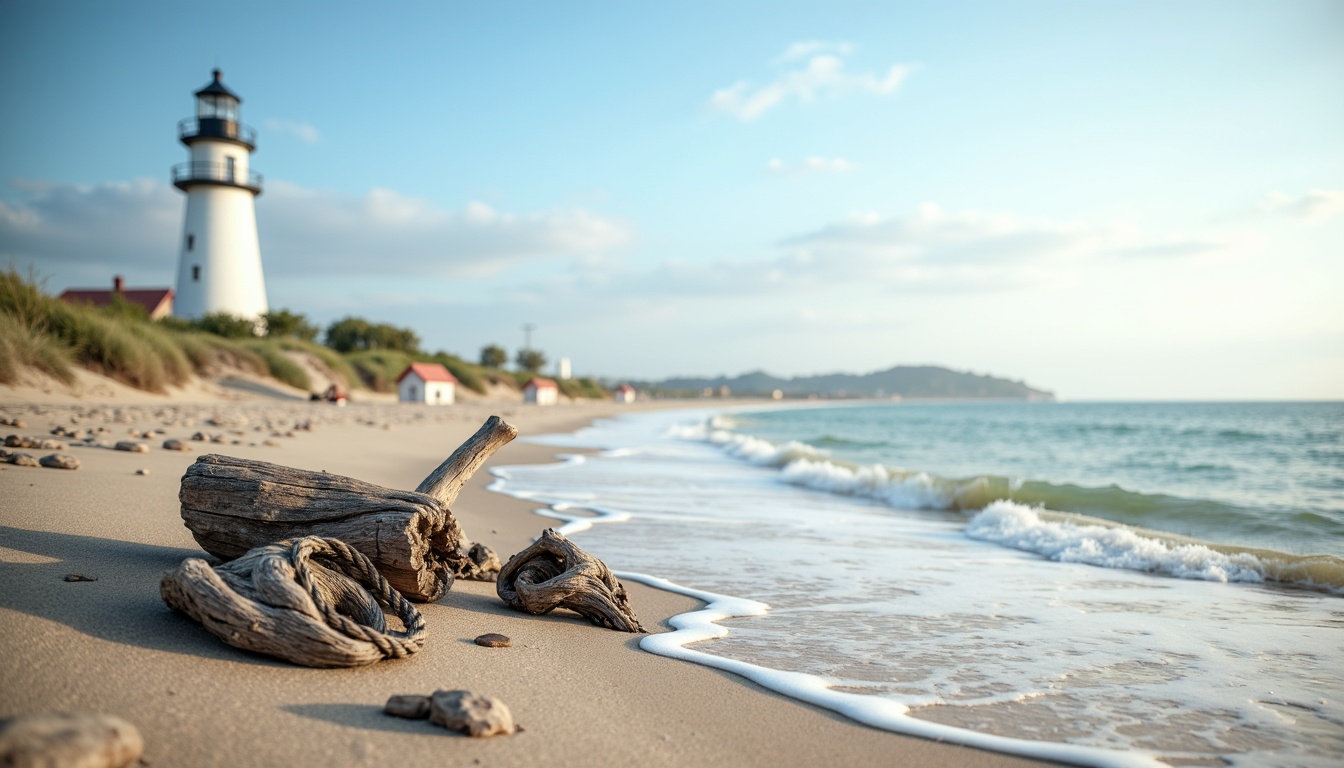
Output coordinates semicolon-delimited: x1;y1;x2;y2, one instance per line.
766;156;855;175
263;118;321;144
1259;189;1344;223
0;177;630;289
773;40;854;64
710;44;912;121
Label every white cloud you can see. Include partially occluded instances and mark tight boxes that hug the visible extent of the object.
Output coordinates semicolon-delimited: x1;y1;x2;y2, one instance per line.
766;156;855;175
710;47;912;121
0;177;631;290
773;40;855;63
1259;189;1344;223
263;118;321;144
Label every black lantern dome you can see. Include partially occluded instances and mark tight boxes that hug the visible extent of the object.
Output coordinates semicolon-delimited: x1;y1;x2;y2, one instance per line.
178;69;256;150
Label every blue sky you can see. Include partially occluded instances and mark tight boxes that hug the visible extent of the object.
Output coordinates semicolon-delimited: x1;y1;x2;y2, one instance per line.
2;1;1341;399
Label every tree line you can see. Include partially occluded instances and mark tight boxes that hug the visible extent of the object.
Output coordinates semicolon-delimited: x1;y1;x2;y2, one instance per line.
176;309;548;373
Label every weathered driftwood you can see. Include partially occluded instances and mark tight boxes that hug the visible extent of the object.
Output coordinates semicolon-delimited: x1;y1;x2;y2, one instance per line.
178;416;517;601
160;536;426;668
497;529;644;633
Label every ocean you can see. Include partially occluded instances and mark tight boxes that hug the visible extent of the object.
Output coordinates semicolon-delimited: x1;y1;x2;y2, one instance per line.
490;401;1344;768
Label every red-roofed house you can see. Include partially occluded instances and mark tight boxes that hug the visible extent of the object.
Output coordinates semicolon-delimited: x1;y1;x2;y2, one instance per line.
523;377;559;406
614;383;637;404
396;362;458;405
58;276;174;320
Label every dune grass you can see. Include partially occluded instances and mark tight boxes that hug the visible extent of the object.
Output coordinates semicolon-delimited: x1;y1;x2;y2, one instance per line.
239;339;311;391
0;311;77;386
1;267;606;398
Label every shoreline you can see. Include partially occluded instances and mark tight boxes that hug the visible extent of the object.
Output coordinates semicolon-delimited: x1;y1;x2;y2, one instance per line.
0;396;1049;767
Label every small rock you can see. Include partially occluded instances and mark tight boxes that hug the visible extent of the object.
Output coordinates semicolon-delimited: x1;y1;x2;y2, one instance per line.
39;454;80;470
474;633;511;648
0;417;25;428
135;468;150;476
383;695;431;719
190;432;206;441
39;439;67;450
162;438;190;451
114;441;148;453
5;435;36;448
8;453;38;467
64;574;97;582
0;712;142;768
263;439;279;447
429;690;516;737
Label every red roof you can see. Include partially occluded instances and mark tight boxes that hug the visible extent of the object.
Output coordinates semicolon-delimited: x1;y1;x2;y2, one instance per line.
396;362;458;384
525;377;558;389
59;287;174;318
616;384;636;393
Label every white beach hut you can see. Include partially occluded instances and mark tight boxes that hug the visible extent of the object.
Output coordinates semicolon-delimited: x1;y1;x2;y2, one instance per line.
523;377;559;406
614;383;637;404
396;362;458;405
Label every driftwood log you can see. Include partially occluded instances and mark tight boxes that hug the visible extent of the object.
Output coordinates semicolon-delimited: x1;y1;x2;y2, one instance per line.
161;536;426;668
497;529;644;633
178;416;517;602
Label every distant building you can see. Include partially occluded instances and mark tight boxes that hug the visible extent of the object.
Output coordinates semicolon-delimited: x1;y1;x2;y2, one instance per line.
59;276;174;319
557;357;572;380
614;383;637;404
396;362;458;405
524;377;559;406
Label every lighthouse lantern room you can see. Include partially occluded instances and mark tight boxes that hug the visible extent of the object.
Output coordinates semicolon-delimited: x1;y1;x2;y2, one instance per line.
172;69;268;321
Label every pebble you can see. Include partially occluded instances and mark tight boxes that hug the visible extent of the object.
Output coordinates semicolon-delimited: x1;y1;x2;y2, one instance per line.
429;690;516;737
114;441;149;453
39;453;80;470
383;694;431;720
0;417;25;428
136;468;150;476
474;633;512;648
163;438;191;451
0;712;142;768
8;453;39;467
64;574;97;582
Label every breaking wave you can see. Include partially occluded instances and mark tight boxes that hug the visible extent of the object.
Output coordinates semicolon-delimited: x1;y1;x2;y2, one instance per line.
669;420;1344;592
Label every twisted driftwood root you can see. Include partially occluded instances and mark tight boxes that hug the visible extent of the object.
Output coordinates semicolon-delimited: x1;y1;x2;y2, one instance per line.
160;536;426;668
497;529;644;632
178;416;517;601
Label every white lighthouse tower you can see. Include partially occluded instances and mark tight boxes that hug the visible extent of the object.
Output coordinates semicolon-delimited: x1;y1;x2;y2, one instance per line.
172;69;268;320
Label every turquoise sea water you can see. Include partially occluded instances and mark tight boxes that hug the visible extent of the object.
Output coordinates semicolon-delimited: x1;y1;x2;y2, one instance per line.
493;401;1344;767
731;401;1344;559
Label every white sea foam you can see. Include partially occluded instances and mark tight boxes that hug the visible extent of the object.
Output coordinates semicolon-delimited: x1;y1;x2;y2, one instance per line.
965;501;1269;583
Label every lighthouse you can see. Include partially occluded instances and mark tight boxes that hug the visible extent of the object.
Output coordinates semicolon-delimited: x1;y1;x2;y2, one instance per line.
171;69;268;320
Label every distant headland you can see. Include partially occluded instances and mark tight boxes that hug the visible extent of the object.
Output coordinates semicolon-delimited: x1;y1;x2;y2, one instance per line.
641;366;1056;401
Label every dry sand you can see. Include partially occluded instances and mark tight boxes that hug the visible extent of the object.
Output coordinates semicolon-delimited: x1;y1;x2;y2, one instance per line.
0;392;1050;767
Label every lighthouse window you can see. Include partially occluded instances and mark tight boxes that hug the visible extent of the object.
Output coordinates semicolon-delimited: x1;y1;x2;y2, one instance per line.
192;265;200;282
187;234;194;251
225;157;236;182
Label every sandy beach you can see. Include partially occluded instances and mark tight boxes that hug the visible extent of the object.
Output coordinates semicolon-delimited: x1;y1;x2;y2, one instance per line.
0;391;1049;767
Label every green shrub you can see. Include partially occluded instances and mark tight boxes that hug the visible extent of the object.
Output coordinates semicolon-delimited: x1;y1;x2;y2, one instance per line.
193;312;259;339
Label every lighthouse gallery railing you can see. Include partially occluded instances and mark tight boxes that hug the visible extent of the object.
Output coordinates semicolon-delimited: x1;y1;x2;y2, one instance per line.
172;162;263;194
